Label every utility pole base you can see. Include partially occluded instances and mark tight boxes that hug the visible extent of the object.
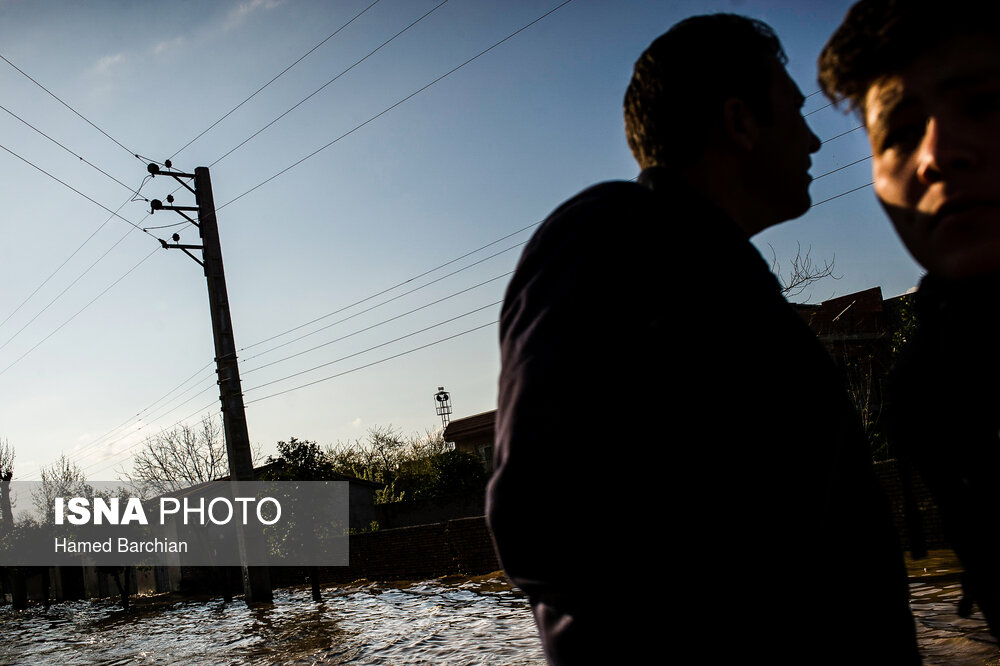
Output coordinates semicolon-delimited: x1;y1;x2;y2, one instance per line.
242;565;273;604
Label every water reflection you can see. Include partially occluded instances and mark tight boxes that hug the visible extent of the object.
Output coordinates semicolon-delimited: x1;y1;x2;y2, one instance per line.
908;552;1000;666
0;574;545;665
1;554;998;664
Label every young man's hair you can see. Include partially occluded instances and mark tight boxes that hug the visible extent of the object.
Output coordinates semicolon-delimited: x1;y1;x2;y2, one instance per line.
624;13;786;170
819;0;1000;113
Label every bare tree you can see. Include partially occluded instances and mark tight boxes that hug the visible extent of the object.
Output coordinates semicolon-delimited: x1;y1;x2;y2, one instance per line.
769;242;840;300
0;439;13;479
326;426;455;503
122;414;263;497
32;454;93;523
122;414;227;497
0;439;13;536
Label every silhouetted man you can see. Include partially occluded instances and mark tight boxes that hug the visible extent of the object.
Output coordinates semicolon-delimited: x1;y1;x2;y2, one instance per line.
489;13;919;665
821;0;1000;641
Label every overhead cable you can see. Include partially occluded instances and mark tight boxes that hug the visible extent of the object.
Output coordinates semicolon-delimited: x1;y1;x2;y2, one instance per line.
217;0;576;210
0;247;159;378
170;0;384;161
0;53;142;160
209;0;451;168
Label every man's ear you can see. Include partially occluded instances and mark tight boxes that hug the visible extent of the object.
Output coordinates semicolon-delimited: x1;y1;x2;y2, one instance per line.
722;97;758;152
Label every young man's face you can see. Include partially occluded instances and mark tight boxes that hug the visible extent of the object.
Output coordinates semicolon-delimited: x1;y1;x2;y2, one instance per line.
865;34;1000;280
744;64;821;234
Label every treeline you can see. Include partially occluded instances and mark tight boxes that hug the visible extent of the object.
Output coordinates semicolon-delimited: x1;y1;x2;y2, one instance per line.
267;425;487;503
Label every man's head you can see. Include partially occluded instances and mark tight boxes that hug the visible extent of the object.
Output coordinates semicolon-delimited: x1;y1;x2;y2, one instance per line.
625;14;820;235
820;1;1000;279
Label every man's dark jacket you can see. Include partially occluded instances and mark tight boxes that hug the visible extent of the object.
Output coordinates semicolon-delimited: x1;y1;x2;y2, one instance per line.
888;274;1000;639
487;167;919;664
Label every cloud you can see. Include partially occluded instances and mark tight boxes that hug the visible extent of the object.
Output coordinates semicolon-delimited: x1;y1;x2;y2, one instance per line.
91;53;125;76
153;36;185;55
350;418;363;429
224;0;285;31
82;52;127;103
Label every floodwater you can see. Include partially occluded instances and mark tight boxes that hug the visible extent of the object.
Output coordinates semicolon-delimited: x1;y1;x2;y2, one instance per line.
0;552;996;665
908;552;1000;666
0;574;545;665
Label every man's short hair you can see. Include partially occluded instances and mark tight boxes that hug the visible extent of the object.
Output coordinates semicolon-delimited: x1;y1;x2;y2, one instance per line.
624;13;786;170
819;0;1000;113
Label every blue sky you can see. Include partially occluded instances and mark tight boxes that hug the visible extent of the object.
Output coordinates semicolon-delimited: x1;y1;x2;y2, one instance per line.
0;0;918;481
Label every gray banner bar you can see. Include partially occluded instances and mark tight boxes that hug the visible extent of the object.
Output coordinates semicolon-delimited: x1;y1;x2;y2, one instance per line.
0;481;349;566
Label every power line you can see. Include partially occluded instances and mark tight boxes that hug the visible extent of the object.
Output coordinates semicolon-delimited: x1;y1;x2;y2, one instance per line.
58;360;217;466
812;155;871;181
0;191;155;382
1;0;454;409
235;174;873;408
87;317;498;476
170;0;383;161
0;226;135;354
0;102;148;199
245;320;497;406
43;171;878;480
210;0;451;169
76;398;219;481
55;220;521;460
242;272;512;373
804;102;833;117
0;97;156;332
69;361;213;460
78;380;219;479
0;140;156;239
45;220;538;476
0;206;120;332
65;277;512;473
244;301;500;394
811;181;873;208
0;53;142;161
0;142;157;352
241;240;524;354
71;303;501;478
23;370;220;482
217;0;576;210
52;167;877;476
0;246;159;378
821;124;864;144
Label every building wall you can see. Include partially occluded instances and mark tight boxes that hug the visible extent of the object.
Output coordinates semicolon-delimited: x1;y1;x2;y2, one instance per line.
373;491;485;530
315;516;500;584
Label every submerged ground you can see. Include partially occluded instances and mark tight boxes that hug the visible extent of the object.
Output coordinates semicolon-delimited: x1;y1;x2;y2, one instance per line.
0;553;996;665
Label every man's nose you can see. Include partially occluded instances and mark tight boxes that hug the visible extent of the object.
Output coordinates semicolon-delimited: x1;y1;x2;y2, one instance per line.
916;117;977;185
807;125;821;154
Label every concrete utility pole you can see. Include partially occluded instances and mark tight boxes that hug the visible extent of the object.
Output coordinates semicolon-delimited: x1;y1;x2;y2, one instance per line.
150;163;272;604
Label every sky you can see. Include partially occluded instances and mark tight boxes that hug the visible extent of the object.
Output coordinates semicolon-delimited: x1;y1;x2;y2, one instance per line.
0;0;922;482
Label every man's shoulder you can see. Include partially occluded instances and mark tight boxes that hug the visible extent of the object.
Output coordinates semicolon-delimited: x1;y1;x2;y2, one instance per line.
535;179;657;235
553;179;656;211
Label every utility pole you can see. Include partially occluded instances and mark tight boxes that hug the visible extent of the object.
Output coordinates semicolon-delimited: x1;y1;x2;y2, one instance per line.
149;163;272;604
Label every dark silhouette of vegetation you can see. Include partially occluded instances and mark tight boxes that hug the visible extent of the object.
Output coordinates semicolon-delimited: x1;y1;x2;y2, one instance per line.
0;440;19;608
264;437;336;481
887;293;918;357
326;425;485;503
263;437;337;601
426;449;487;498
842;293;919;461
0;438;14;536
